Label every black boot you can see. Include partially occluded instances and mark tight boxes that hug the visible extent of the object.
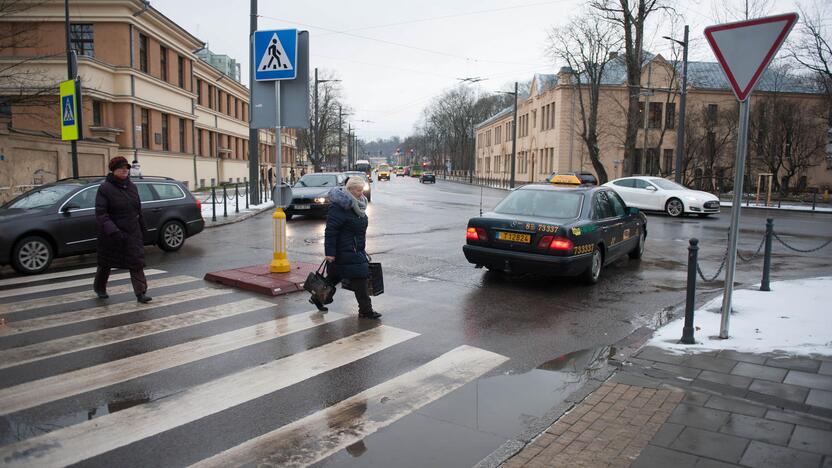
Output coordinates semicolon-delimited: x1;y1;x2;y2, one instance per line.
136;294;152;304
309;296;328;312
94;289;109;299
359;309;382;319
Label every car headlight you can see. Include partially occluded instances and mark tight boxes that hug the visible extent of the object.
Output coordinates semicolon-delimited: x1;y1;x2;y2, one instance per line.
314;197;327;204
364;183;370;191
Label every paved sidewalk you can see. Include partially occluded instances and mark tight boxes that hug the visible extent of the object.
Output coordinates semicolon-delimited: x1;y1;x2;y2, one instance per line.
500;346;832;468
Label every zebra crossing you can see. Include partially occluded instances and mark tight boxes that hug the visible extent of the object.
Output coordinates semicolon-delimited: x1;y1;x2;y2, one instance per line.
0;266;509;467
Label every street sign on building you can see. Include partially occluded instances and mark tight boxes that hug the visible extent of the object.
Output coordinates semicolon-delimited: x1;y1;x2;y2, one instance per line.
704;13;798;101
59;79;78;141
253;29;298;81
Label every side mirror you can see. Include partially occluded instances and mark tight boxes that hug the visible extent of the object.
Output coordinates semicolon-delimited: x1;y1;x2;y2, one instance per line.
62;203;80;213
628;207;639;215
645;185;657;192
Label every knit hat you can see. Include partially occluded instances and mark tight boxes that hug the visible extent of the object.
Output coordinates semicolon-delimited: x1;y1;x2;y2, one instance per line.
108;156;130;172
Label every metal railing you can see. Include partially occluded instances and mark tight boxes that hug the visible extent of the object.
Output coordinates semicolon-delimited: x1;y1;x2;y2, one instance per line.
197;179;275;222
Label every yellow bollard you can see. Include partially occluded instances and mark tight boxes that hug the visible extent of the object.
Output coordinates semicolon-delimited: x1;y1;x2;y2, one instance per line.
269;207;291;273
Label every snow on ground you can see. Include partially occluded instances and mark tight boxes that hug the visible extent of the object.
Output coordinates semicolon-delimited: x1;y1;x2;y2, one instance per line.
195;191;273;218
649;277;832;356
719;201;832;213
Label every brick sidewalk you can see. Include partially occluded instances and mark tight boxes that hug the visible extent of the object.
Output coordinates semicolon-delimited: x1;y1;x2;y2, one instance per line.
503;383;684;468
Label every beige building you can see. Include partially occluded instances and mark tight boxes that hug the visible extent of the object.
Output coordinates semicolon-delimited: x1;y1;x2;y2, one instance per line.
475;54;832;192
0;0;297;203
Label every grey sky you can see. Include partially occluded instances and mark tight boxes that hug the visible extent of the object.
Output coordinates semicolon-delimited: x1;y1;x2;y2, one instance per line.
152;0;801;141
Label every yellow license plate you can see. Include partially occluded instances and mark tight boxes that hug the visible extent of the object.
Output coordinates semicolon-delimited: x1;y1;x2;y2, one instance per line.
497;232;531;243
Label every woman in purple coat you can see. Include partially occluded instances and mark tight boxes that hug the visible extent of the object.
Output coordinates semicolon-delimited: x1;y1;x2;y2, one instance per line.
93;156;152;303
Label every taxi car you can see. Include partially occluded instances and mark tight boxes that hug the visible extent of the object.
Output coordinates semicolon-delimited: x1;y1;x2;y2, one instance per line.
377;164;392;181
463;175;647;284
420;172;436;183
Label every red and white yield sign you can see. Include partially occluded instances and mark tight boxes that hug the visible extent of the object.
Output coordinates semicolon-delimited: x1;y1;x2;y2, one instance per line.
704;13;798;101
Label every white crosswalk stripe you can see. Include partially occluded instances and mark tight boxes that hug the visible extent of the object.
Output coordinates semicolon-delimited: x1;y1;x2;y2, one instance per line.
0;269;165;299
0;267;99;287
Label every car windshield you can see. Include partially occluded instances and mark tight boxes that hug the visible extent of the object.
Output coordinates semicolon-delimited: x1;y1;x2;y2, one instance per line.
649;179;686;190
3;185;80;209
494;190;583;219
296;174;337;187
344;172;367;180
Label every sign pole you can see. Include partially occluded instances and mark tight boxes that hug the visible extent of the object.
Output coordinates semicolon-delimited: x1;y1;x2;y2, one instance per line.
719;98;750;338
270;80;290;273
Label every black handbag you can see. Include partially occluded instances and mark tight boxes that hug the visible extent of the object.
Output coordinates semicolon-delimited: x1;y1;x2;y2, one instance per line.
368;261;384;296
303;260;335;302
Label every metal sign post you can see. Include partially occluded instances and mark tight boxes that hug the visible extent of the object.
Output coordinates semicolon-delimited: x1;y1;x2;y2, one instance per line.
704;13;798;338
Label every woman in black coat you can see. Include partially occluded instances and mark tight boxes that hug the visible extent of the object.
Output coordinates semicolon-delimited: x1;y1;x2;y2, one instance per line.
94;156;152;303
312;177;380;319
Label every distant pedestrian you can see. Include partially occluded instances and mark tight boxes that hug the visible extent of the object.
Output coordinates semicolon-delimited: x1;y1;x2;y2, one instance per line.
310;177;380;319
300;167;306;177
267;167;274;190
94;156;152;303
290;168;296;185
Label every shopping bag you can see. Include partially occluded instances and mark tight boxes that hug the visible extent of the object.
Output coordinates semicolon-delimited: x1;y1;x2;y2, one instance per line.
368;262;384;296
303;260;334;302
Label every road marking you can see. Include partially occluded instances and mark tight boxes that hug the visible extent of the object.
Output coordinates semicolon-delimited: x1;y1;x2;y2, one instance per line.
0;297;275;370
192;345;509;468
0;287;232;336
0;326;418;467
0;267;99;287
0;309;348;416
0;269;166;299
0;275;199;315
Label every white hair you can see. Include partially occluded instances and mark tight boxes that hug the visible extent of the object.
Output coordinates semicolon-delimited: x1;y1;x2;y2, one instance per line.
346;177;365;190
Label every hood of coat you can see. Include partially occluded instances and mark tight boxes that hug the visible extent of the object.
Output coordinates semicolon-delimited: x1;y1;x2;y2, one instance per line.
328;186;356;210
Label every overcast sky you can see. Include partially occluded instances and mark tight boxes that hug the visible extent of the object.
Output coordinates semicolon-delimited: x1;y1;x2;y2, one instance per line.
152;0;802;141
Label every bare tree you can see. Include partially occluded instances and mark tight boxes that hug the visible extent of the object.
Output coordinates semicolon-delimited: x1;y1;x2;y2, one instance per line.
682;103;739;191
791;1;832;108
298;72;345;172
547;13;622;184
590;0;671;176
710;0;773;23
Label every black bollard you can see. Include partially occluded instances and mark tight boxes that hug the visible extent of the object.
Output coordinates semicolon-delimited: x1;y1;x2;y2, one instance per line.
245;183;249;209
223;186;228;218
681;238;699;344
235;184;240;213
211;187;216;222
761;218;773;292
812;191;817;211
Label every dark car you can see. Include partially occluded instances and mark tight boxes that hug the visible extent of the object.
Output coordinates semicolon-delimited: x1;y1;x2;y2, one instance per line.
463;181;646;284
343;171;372;202
286;172;346;220
0;176;204;275
419;172;436;184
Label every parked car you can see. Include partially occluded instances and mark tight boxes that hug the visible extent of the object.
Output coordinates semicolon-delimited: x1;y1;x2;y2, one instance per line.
286;172;346;220
603;176;720;217
420;172;436;183
0;176;204;275
343;171;372;202
463;179;646;284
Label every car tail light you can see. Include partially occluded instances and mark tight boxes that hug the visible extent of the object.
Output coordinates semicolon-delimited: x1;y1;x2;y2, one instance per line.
537;235;553;249
549;237;574;251
195;197;202;210
466;227;488;241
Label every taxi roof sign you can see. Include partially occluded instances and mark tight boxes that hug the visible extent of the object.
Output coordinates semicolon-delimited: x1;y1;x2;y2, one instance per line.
549;174;582;186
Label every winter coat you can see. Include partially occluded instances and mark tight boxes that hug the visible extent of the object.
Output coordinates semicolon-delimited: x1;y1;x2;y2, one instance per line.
95;174;147;269
324;187;369;278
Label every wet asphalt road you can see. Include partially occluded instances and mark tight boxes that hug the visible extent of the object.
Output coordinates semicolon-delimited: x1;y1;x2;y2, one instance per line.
0;176;830;467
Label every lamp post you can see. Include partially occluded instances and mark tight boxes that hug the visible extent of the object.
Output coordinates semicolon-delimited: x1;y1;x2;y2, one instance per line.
663;25;689;184
64;0;81;178
313;68;340;170
497;82;519;188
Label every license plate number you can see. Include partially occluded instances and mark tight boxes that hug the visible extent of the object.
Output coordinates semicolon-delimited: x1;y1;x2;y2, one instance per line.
497;232;531;243
294;204;311;210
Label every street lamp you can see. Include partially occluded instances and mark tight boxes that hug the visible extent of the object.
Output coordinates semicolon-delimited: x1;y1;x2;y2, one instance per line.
497;82;519;188
314;68;340;170
663;25;689;184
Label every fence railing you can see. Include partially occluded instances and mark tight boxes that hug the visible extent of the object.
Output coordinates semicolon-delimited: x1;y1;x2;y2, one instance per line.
195;179;275;222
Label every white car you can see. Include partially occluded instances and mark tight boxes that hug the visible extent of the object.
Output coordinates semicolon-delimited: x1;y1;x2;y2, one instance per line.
603;176;720;217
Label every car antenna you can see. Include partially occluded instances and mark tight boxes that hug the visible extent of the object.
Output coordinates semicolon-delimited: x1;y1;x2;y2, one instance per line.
479;185;484;217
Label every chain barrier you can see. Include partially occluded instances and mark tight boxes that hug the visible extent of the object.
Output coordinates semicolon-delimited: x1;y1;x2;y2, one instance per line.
772;232;832;253
696;248;728;282
736;233;766;262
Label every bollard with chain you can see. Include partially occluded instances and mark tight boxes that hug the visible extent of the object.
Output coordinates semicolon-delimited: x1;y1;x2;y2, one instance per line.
245;183;249;209
812;190;817;211
681;238;699;344
211;187;217;222
761;218;773;292
222;186;228;218
234;184;240;214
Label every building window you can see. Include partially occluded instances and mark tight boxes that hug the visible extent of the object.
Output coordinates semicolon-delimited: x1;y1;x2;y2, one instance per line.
208;86;214;109
0;97;10;116
141;108;149;149
707;104;718;126
92;100;102;126
197;129;203;156
70;24;94;57
209;132;215;157
648;102;662;129
226;94;231;116
139;33;148;73
638;102;645;126
161;113;169;151
645;148;659;175
160;45;168;81
665;102;675;129
663;149;673;174
196;79;203;105
179;118;186;153
178;56;185;88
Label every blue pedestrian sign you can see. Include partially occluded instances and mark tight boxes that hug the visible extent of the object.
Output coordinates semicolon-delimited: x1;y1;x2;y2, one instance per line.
62;95;75;126
254;29;298;81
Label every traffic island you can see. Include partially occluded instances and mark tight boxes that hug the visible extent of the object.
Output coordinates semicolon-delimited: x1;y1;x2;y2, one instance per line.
204;262;317;296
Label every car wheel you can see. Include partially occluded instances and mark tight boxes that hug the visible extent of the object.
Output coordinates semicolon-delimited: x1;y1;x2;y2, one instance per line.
629;232;646;259
581;247;603;285
11;235;54;274
158;220;186;251
665;198;684;217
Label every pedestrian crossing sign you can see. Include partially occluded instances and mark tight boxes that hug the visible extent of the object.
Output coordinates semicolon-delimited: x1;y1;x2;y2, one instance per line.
254;29;298;81
59;79;79;141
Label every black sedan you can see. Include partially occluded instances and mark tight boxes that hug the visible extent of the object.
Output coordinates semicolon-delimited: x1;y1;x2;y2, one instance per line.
0;176;204;274
420;172;436;184
463;182;647;284
286;172;346;220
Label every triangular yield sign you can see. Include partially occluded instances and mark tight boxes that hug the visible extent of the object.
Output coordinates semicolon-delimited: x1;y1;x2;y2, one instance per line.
704;13;798;101
257;33;294;72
